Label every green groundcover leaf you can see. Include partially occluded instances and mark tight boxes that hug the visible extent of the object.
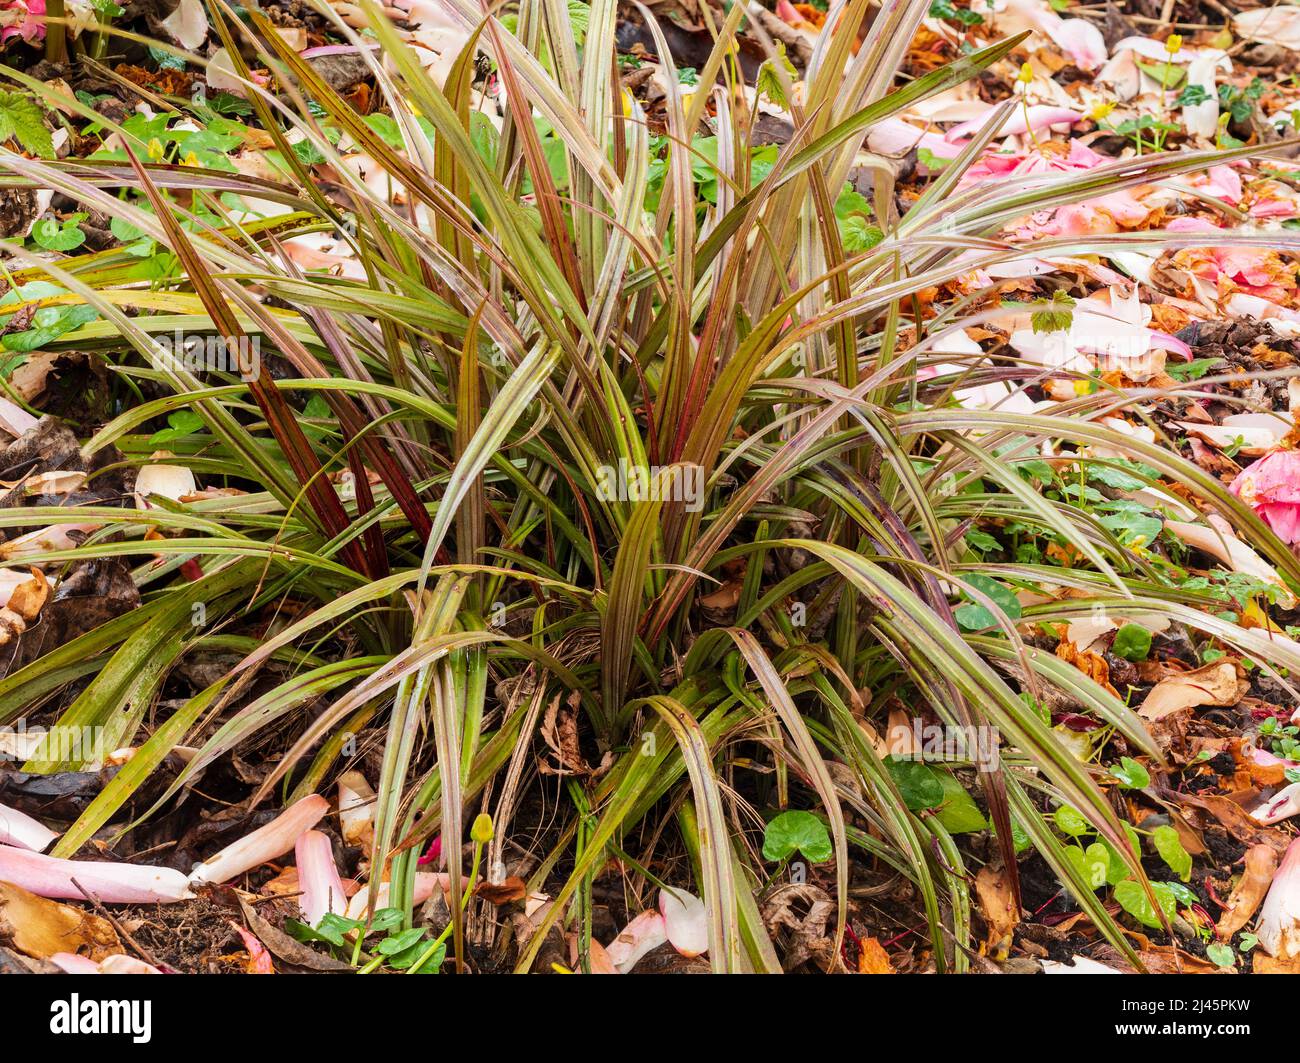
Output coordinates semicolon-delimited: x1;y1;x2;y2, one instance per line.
762;810;833;863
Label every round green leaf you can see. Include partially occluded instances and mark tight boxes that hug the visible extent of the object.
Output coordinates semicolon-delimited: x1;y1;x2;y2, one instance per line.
762;810;833;863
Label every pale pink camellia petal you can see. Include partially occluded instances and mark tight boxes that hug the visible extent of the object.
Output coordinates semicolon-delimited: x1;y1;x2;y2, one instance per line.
0;802;57;852
336;771;376;851
1149;331;1192;360
204;47;271;97
1110;35;1222;63
865;118;961;174
1014;189;1152;238
1042;956;1123;974
52;952;166;974
960;138;1109;190
230;922;275;974
1001;0;1107;70
281;233;369;282
1096;50;1142;100
1178;164;1242;204
1164;516;1296;608
1217;248;1285;289
945;106;1084;143
344;871;452;921
158;0;208;50
1182;55;1221;140
1166;216;1222;234
1054;19;1108;71
50;952;101;974
0;397;37;439
1259;503;1300;545
295;830;348;928
774;0;803;25
0;0;45;43
658;887;708;959
1251;198;1300;220
188;794;329;886
1257;837;1300;959
1236;6;1300;51
1230;450;1300;544
300;42;381;59
1251;746;1300;774
1178;419;1286;455
604;909;669;974
97;955;164;974
396;0;465;30
1225;292;1300;327
0;845;193;904
0;522;102;562
1251;783;1300;825
134;463;197;509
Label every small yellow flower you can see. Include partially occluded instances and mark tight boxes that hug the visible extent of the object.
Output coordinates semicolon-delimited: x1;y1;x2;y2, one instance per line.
1017;62;1034;85
1165;33;1183;56
471;812;494;844
1089;101;1116;122
1072;378;1093;397
146;137;165;162
182;151;199;168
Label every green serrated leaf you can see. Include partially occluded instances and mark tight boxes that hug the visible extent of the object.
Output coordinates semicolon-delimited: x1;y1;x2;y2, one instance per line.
0;91;54;158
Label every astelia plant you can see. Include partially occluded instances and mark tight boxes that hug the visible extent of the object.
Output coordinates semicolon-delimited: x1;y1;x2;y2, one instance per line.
0;0;1299;972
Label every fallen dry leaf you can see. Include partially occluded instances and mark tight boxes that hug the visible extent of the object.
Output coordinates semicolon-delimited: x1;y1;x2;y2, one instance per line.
974;864;1019;962
1217;844;1278;941
6;568;48;623
1253;952;1300;974
1055;639;1120;698
1138;946;1230;974
1174;791;1291;855
476;875;528;905
698;580;742;610
0;880;119;961
236;897;351;972
856;936;895;974
1139;661;1249;721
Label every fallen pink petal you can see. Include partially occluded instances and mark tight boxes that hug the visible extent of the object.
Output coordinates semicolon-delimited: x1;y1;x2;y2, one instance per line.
188;794;329;886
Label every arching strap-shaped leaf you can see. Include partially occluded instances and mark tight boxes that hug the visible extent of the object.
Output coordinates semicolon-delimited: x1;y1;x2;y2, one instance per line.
641;696;743;973
52;678;229;859
717;629;848;962
418;340;563;592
